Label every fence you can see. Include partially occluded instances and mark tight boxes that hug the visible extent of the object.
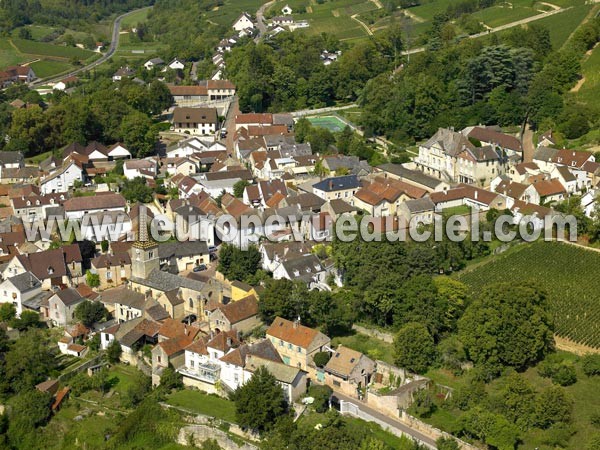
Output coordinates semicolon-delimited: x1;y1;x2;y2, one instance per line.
59;355;103;382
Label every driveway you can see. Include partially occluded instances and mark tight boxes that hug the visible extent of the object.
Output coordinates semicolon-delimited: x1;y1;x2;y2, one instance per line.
333;391;438;449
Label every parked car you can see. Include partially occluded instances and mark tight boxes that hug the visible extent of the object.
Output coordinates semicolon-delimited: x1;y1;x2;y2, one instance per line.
193;264;207;272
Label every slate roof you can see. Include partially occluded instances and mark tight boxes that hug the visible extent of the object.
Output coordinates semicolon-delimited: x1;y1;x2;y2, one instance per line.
313;175;360;192
423;128;474;157
6;271;41;292
53;288;84;307
403;197;435;213
158;241;209;260
463;126;522;152
376;164;444;190
131;269;205;293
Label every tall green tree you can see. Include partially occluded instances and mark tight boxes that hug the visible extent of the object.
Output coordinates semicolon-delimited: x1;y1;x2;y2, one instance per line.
231;366;287;432
458;282;554;375
393;322;435;374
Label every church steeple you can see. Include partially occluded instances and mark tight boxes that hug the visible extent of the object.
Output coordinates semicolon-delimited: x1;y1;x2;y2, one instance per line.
130;205;159;278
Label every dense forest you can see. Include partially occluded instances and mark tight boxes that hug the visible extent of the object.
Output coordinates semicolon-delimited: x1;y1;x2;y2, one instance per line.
0;0;154;31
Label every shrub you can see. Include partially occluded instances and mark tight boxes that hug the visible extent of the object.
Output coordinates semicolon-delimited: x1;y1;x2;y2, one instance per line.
313;351;331;368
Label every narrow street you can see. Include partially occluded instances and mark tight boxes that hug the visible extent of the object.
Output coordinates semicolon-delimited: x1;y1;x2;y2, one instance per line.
333;391;438;449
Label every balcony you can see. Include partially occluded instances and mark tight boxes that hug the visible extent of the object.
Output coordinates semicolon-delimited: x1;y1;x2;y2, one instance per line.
177;362;220;384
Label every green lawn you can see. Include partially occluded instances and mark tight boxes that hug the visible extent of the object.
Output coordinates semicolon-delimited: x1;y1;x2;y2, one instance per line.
471;4;540;28
13;25;58;41
29;60;73;78
457;241;600;349
121;8;151;28
166;390;237;423
115;32;168;59
0;38;29;66
331;330;395;364
12;38;96;60
523;4;592;49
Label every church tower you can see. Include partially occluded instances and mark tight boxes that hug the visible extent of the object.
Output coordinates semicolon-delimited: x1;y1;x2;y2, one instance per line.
130;206;159;279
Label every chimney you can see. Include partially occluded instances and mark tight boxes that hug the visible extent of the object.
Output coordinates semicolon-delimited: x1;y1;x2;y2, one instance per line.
329;180;333;190
474;191;478;200
226;337;232;347
294;316;300;328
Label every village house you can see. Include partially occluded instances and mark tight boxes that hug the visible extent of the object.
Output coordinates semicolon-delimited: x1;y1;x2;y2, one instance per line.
3;246;80;289
0;151;25;180
266;317;331;371
0;272;44;316
461;126;522;157
40;161;84;194
63;193;127;220
531;178;567;204
322;345;375;397
209;295;260;334
144;58;165;71
42;288;86;327
123;159;158;180
112;66;135;82
232;12;255;32
0;65;36;87
168;85;209;107
490;177;540;206
101;317;161;364
414;128;508;186
157;240;210;272
312;175;361;201
90;253;132;290
397;197;436;226
430;184;507;213
10;192;66;222
172;107;219;136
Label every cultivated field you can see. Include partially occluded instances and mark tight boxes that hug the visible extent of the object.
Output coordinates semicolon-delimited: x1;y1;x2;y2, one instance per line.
458;241;600;349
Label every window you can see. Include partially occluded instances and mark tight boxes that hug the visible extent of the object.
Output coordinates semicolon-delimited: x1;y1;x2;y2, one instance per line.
279;340;283;346
297;346;301;353
288;343;292;349
190;360;195;368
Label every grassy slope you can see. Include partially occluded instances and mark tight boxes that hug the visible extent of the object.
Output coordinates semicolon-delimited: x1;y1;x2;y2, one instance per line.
166;390;237;423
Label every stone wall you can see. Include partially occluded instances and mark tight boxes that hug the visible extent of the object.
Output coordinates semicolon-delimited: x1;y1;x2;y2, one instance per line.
177;425;257;450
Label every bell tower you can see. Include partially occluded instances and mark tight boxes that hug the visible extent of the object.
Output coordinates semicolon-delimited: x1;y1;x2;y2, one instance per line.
130;206;159;279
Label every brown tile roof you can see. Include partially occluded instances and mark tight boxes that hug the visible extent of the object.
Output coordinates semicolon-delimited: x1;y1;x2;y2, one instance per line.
185;336;209;355
92;252;131;269
158;318;202;340
17;248;68;280
266;316;326;349
52;387;70;411
246;125;290;137
214;295;258;324
168;85;208;96
552;149;593;169
54;288;84;307
324;345;367;377
173;107;217;125
235;113;273;125
207;80;236;90
465;127;522;152
159;334;196;356
221;193;252;218
207;329;240;352
511;200;555;217
493;180;529;199
64;193;126;212
532;178;566;197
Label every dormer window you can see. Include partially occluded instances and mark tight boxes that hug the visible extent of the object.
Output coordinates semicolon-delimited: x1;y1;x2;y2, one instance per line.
48;266;54;275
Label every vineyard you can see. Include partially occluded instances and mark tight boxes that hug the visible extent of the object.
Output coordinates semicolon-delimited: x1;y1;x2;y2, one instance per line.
458;241;600;349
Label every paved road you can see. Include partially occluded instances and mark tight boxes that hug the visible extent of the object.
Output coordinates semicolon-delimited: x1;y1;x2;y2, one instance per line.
402;6;570;56
334;391;438;449
255;0;276;40
30;6;153;86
